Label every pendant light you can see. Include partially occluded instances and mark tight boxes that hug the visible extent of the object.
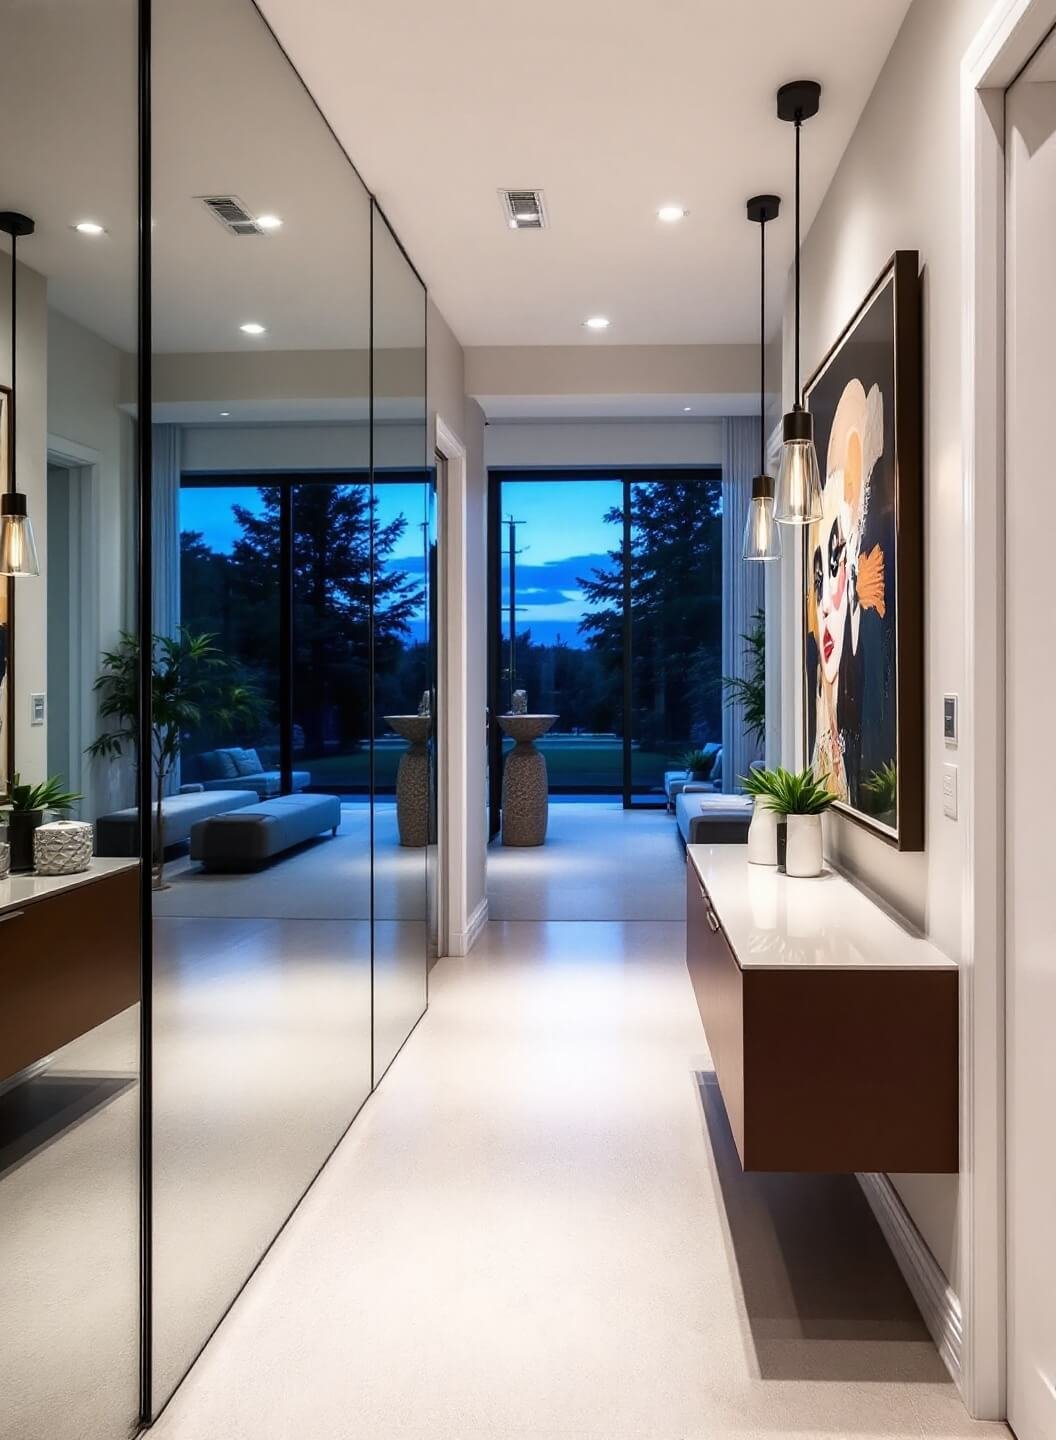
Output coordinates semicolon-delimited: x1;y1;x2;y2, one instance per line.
774;81;822;525
0;211;40;578
743;194;781;562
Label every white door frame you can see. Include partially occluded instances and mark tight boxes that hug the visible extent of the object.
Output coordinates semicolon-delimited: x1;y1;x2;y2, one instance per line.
434;414;472;956
961;0;1056;1419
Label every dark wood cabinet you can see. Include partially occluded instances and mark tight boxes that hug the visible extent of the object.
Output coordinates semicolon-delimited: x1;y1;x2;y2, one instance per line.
686;861;958;1174
0;864;140;1084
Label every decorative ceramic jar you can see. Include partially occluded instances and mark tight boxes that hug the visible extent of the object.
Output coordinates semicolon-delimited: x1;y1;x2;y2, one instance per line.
784;813;823;878
33;819;94;876
746;801;779;866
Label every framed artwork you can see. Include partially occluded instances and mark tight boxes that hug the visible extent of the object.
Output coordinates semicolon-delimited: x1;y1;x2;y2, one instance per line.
0;385;11;794
802;251;923;850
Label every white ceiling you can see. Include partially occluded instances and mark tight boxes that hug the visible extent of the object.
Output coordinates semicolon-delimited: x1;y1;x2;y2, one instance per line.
256;0;914;349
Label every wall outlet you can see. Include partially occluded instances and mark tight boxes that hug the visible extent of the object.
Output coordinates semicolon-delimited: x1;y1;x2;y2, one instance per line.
29;693;45;726
942;762;958;819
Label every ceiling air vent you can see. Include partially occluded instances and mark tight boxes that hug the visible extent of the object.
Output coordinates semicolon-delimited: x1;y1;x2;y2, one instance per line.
499;188;548;229
198;195;265;236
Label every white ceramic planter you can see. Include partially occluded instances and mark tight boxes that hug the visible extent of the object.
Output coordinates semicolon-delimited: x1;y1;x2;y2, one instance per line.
785;813;823;878
746;802;779;866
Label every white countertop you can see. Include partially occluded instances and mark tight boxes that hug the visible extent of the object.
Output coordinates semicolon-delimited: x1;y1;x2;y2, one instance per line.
0;858;139;917
687;845;956;972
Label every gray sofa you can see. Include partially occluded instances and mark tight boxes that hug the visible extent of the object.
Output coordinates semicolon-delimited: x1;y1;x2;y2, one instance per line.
182;746;311;801
96;789;258;857
190;792;341;871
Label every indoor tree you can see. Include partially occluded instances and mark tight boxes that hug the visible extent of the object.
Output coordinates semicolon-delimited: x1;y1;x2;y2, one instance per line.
87;628;262;886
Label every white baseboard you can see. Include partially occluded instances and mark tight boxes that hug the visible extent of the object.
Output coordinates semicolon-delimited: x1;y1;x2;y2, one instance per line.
449;896;488;956
858;1172;963;1388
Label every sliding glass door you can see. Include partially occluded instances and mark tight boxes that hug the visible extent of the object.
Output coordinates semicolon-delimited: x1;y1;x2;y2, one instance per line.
488;469;724;817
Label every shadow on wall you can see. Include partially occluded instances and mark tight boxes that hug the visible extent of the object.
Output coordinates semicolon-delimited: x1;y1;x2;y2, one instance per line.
695;1073;947;1384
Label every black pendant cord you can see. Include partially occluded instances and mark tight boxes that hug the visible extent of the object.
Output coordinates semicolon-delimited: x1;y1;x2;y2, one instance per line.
794;117;801;409
9;230;15;496
759;211;766;476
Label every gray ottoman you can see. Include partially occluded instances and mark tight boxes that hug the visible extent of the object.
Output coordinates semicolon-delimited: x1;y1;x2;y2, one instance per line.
675;792;753;847
96;789;257;856
190;793;341;871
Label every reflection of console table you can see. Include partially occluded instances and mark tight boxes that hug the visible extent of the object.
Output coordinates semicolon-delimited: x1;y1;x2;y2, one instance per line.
685;845;958;1173
384;715;431;848
497;714;558;847
0;860;140;1084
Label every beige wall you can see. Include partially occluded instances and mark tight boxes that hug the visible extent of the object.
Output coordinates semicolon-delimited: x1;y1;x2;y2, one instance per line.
782;0;994;1288
466;343;757;400
485;419;723;469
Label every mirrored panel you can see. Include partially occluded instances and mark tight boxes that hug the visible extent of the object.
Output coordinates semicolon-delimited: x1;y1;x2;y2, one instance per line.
149;0;373;1408
0;3;142;1437
371;207;429;1078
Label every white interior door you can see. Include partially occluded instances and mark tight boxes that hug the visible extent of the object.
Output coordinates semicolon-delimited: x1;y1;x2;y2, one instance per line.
1006;32;1056;1440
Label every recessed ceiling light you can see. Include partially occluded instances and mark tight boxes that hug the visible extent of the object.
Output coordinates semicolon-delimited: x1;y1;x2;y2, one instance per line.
683;406;693;412
240;322;266;335
74;220;106;236
583;316;610;330
219;411;230;417
658;205;688;223
255;214;282;231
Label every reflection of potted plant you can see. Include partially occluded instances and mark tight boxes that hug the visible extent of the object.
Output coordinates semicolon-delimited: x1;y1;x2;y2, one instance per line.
861;761;897;825
756;766;835;878
87;629;262;888
1;773;82;873
682;748;716;783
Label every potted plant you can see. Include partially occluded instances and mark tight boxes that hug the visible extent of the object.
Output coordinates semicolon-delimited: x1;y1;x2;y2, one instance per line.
739;766;782;865
1;773;82;873
682;748;716;784
87;629;262;888
757;766;835;878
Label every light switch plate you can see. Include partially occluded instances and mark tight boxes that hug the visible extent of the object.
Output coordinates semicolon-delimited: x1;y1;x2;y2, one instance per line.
942;763;958;820
29;693;45;726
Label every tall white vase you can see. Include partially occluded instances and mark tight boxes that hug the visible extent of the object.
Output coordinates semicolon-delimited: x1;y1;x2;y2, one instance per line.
746;802;779;866
785;813;823;878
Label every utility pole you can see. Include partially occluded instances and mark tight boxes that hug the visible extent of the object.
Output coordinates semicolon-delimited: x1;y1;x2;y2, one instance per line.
503;514;526;709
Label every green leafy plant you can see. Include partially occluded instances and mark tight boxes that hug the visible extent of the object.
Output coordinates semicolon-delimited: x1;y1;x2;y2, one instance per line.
721;609;765;747
2;772;81;814
861;761;898;818
682;748;716;779
87;628;264;885
741;765;835;816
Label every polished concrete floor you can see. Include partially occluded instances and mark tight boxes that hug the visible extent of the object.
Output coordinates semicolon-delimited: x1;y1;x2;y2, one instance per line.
150;909;1008;1438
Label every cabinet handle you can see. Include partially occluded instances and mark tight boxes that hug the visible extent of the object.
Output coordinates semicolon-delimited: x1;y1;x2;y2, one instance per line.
0;909;25;924
706;909;720;933
697;878;708;901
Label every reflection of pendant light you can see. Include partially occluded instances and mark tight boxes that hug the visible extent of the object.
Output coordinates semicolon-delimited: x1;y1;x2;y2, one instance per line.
743;194;781;562
774;82;822;525
0;212;40;578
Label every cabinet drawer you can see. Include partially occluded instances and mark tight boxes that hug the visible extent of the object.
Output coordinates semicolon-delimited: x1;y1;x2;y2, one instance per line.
0;867;140;1083
686;865;746;1161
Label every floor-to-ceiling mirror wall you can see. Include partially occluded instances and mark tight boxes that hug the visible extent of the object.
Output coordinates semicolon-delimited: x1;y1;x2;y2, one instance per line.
370;207;430;1080
0;4;142;1438
148;0;374;1411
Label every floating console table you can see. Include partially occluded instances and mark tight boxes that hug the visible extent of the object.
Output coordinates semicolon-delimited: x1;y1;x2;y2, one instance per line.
0;860;140;1085
686;845;958;1174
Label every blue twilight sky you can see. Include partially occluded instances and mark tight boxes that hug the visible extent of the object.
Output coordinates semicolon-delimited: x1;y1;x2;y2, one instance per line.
180;477;621;650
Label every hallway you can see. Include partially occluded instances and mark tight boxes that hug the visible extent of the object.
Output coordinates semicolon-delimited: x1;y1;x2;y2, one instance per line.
150;914;1003;1440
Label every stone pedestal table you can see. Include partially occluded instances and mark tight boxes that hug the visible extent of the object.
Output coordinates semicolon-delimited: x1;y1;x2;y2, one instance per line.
497;714;558;846
385;715;431;848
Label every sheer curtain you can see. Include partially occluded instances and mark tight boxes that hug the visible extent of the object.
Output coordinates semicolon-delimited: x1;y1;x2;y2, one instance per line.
721;417;765;791
152;424;182;790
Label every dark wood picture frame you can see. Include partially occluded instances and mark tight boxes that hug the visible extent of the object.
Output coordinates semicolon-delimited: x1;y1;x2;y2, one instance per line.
801;250;923;851
0;383;13;790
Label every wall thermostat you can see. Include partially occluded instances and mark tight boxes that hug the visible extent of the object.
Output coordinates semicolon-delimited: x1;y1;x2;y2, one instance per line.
943;694;958;747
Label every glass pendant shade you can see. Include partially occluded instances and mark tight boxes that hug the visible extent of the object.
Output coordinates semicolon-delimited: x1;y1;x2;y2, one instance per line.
0;492;40;576
742;476;781;561
775;408;822;524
